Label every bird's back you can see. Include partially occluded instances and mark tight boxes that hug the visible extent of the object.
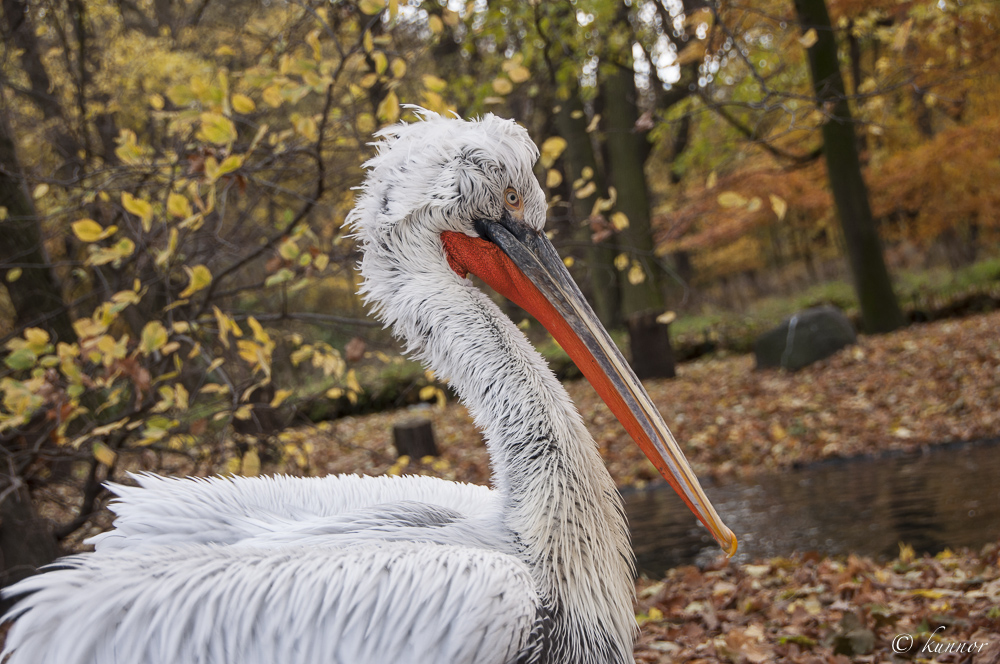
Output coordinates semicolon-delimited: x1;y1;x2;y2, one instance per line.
91;473;504;551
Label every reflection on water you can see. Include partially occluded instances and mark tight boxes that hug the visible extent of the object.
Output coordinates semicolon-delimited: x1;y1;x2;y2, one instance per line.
625;439;1000;576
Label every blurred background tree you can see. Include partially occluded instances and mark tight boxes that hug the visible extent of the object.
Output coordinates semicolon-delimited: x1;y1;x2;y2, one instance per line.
0;0;997;585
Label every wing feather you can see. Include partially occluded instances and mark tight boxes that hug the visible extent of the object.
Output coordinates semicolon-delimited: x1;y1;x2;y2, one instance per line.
91;473;501;551
2;542;537;664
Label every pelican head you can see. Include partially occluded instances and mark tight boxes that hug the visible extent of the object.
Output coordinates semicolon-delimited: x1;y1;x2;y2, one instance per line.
348;110;736;557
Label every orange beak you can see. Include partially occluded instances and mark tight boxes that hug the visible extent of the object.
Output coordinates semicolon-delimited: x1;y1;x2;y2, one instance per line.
442;213;737;557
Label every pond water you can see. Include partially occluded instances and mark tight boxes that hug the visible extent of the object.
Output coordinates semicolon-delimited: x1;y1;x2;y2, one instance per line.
624;438;1000;576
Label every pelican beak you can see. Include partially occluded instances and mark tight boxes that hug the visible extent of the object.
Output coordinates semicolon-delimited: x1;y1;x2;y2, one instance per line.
441;212;737;557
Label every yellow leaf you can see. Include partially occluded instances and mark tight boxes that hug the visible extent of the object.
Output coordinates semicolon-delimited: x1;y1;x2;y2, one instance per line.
6;268;22;282
72;219;116;242
575;182;596;199
563;256;574;268
363;30;374;53
769;194;788;221
491;77;513;95
241;448;261;476
357;113;376;134
892;19;913;52
422;74;447;92
23;328;50;352
372;51;388;75
32;183;49;199
717;191;748;208
359;0;385;14
747;196;762;212
149;94;165;110
306;29;322;60
167;192;192;219
910;589;951;599
279;239;299;260
655;311;676;325
216;154;243;177
610;211;629;231
706;171;718;189
345;369;362;393
419;385;437;400
174;383;189;410
270;389;292;408
180;264;212;298
92;441;117;466
377;90;400;124
140;321;169;355
232;93;256;114
122;192;154;231
614;253;629;271
546;169;563;188
248;316;271;345
627;261;646;285
769;422;787;442
156;228;179;267
390;58;407;78
540;136;567;168
508;65;530;83
427;14;443;33
197;112;238;145
262;85;283;108
798;28;818;49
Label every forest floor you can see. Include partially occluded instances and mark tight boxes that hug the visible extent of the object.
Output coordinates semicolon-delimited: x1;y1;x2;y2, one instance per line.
631;543;1000;663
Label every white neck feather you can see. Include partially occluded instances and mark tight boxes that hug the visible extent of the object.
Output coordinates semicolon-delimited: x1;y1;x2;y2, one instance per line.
356;222;637;663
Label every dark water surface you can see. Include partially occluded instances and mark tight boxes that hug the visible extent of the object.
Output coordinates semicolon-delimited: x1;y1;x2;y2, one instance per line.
624;439;1000;576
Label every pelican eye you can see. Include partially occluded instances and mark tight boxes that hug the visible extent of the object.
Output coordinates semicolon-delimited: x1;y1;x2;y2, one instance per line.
504;188;522;210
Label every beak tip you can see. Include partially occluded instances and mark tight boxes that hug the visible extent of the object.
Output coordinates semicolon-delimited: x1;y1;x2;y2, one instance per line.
720;527;738;558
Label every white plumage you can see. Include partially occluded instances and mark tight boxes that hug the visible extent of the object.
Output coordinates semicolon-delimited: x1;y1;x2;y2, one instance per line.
2;111;733;664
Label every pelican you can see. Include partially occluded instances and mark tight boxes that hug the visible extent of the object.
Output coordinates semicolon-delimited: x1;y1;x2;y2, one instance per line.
2;111;736;664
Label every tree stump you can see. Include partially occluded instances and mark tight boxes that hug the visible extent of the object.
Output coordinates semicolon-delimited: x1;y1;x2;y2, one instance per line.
626;310;676;380
392;418;439;459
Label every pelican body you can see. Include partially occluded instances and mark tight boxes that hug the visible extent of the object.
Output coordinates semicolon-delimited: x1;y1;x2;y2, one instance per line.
2;112;735;664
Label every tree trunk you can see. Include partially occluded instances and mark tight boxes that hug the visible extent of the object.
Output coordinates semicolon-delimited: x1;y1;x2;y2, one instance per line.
553;92;621;328
794;0;905;334
0;103;77;343
600;65;664;318
600;64;677;376
0;483;58;607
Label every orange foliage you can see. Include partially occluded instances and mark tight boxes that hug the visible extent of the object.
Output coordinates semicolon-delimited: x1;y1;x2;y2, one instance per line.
870;119;1000;243
657;164;830;249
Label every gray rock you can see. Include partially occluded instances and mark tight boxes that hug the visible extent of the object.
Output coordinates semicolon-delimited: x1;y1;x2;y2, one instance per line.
754;306;856;371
